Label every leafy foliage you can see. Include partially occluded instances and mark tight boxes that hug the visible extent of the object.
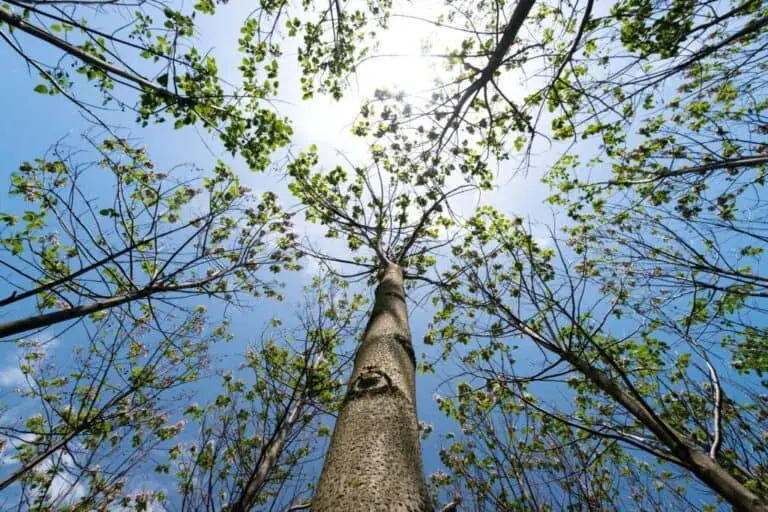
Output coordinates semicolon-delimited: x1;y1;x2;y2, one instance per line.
2;0;768;509
0;137;299;340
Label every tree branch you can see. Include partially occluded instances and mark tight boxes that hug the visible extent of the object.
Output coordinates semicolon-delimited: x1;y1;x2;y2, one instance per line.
436;0;536;148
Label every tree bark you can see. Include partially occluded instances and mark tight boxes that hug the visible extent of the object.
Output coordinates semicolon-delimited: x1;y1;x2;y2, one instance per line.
0;8;188;102
314;263;431;511
0;272;224;339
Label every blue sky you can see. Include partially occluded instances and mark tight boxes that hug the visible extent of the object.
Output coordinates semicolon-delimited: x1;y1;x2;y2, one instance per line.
4;1;750;509
0;1;545;506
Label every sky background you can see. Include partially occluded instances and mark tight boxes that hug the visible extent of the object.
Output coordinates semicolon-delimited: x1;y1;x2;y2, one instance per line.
0;0;603;508
0;0;507;503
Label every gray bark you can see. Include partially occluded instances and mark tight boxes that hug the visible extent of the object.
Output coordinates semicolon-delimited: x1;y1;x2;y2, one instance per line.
314;263;431;511
0;8;188;102
0;272;225;339
0;290;151;339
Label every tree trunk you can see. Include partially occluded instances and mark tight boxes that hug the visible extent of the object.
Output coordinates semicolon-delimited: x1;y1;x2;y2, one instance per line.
501;303;768;511
0;8;186;103
0;291;150;339
229;398;304;512
314;263;431;511
563;350;768;512
0;274;220;339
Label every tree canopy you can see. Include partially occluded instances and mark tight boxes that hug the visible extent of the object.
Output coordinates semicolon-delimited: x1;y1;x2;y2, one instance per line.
1;0;767;510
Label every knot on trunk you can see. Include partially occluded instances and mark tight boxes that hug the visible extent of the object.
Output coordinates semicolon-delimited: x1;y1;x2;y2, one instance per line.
382;290;406;303
347;368;393;400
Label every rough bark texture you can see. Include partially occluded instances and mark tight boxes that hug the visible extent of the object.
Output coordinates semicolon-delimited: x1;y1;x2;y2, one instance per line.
314;263;431;511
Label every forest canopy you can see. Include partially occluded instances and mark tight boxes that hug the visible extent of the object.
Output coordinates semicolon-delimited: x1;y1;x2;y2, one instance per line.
0;0;767;510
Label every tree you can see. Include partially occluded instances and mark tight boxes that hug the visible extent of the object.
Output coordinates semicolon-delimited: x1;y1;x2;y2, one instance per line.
0;0;392;169
376;0;768;509
431;386;701;511
0;135;301;508
0;303;219;510
0;136;298;341
0;0;290;170
426;203;768;510
0;274;361;511
0;1;399;508
286;112;480;508
3;0;768;508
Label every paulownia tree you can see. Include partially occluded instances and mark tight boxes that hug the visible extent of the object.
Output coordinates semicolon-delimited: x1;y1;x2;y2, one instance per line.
285;93;491;509
0;0;288;170
0;274;364;511
0;1;417;509
0;136;299;341
0;304;221;510
363;0;768;509
0;0;400;169
431;387;702;511
0;135;301;509
0;0;433;510
426;204;768;510
388;0;768;164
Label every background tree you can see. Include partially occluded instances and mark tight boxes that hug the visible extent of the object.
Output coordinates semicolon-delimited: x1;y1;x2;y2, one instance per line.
0;136;299;341
163;275;364;512
0;273;363;511
0;0;397;169
431;388;702;511
0;304;220;510
426;205;768;510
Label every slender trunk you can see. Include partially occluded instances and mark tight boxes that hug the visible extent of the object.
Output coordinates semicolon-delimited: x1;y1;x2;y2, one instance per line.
563;352;768;512
314;263;431;511
229;398;304;512
0;428;80;492
496;301;768;511
0;8;178;100
0;289;151;339
0;272;224;339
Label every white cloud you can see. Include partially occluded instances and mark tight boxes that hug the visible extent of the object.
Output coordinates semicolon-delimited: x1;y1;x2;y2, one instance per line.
18;333;60;354
16;450;87;507
1;432;39;467
0;366;27;388
46;470;86;506
0;332;60;391
534;235;554;249
299;254;322;280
